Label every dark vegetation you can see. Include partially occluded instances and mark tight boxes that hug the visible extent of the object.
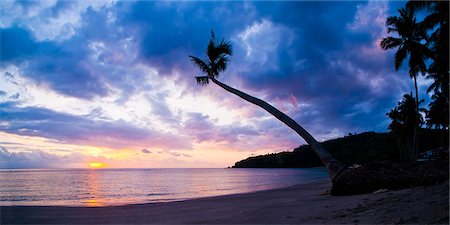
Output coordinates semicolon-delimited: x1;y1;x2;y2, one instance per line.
234;129;449;195
233;130;448;168
336;1;449;194
381;0;448;164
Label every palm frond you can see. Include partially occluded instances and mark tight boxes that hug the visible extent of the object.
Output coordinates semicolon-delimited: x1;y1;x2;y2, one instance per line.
195;76;209;86
216;40;233;56
380;37;402;50
394;45;407;70
386;16;399;27
420;13;440;31
426;82;436;94
406;1;432;12
387;27;398;33
216;55;229;74
189;56;210;75
398;8;412;22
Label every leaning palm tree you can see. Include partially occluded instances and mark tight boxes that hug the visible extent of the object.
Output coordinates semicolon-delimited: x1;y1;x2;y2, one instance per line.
380;7;429;161
189;31;345;182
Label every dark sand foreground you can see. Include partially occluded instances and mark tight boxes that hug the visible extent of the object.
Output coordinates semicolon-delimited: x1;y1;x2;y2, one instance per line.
1;179;448;224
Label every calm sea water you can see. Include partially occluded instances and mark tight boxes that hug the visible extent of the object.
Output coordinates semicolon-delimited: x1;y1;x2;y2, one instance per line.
0;168;328;206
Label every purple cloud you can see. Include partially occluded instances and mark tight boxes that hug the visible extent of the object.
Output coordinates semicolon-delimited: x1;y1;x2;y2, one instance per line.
0;102;191;150
183;112;259;144
0;146;87;169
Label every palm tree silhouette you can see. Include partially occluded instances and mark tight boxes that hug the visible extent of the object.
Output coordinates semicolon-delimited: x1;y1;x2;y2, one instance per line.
426;91;448;130
189;31;345;181
409;1;449;99
407;1;449;149
426;91;449;147
380;7;429;162
387;93;425;164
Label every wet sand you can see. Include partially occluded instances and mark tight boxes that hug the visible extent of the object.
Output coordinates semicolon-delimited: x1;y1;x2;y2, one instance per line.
1;179;448;224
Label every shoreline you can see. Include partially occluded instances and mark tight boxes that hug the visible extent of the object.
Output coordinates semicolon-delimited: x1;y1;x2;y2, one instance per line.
1;179;448;224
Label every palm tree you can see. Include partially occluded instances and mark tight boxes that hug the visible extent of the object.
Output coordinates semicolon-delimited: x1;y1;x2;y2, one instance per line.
426;91;448;130
407;1;449;149
387;106;410;163
380;7;429;161
426;91;449;147
407;1;449;99
189;31;345;181
387;93;425;163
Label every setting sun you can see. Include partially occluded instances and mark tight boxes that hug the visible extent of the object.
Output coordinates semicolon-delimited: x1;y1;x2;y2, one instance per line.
88;162;106;168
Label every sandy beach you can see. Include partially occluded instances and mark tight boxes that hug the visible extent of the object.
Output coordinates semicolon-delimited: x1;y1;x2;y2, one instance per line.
1;179;448;224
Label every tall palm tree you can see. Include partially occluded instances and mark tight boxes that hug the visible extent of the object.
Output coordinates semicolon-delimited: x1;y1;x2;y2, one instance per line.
407;0;449;99
407;1;449;149
189;31;345;181
380;7;429;161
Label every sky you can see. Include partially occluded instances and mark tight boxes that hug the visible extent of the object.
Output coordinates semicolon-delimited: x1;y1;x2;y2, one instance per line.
0;0;432;169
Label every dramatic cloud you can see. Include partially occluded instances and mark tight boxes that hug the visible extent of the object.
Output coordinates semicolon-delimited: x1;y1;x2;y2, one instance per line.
0;1;415;168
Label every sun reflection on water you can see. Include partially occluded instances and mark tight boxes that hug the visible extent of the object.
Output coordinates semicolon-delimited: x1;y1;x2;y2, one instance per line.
83;170;103;207
82;199;102;207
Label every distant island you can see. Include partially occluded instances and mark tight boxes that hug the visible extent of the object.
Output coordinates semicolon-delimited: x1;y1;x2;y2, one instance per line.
233;129;448;168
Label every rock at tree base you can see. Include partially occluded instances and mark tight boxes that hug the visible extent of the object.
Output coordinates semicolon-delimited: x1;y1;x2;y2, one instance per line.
331;159;449;195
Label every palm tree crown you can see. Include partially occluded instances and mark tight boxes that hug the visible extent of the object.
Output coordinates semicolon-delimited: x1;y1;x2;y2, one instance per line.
426;91;449;130
189;31;232;85
380;7;429;77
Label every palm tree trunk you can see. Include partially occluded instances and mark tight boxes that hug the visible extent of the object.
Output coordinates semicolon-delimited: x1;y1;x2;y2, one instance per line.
413;76;420;161
210;77;346;181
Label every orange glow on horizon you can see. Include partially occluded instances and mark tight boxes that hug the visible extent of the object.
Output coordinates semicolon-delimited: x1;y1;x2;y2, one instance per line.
88;162;107;168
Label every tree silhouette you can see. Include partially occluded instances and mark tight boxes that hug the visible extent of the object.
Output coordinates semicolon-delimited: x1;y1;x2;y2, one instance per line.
189;31;345;181
407;1;449;97
426;91;449;148
426;91;448;130
380;6;429;161
407;2;449;147
387;93;425;164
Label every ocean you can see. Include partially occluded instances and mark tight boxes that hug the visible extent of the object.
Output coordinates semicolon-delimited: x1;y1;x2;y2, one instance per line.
0;168;328;206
